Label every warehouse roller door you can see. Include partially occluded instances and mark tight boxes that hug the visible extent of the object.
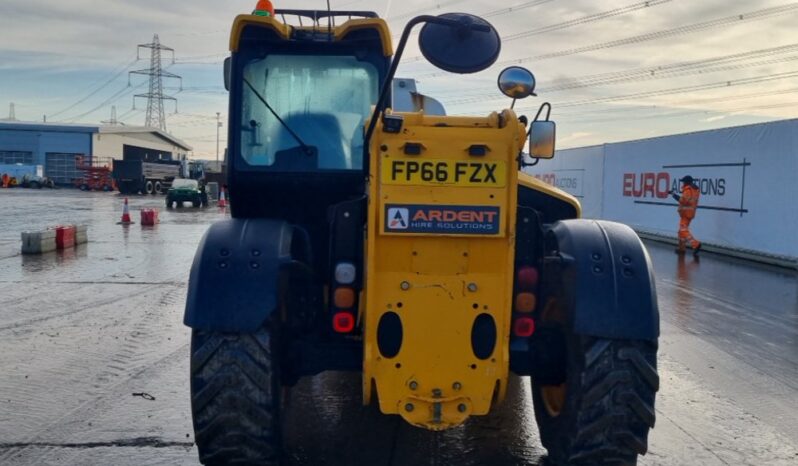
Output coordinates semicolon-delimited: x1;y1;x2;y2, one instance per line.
45;153;82;185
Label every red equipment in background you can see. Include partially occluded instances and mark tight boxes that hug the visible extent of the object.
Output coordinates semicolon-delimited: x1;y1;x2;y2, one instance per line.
74;155;116;192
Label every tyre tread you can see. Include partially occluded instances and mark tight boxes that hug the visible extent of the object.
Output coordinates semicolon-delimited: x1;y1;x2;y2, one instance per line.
191;329;280;465
567;339;657;466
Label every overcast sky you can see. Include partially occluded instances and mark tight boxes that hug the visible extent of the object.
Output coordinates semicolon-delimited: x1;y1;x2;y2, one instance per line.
1;0;796;157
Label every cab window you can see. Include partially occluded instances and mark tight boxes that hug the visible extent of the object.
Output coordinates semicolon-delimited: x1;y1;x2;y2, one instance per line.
240;54;379;170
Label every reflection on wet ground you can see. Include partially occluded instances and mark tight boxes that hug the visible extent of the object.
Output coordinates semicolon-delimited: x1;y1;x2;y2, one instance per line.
0;191;796;465
283;372;545;466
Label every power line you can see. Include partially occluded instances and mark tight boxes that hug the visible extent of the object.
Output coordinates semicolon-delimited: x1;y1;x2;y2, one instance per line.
455;68;798;118
387;0;465;22
520;70;798;110
503;0;672;42
60;81;147;122
117;108;142;121
399;0;555;55
557;99;798;125
482;0;555;19
419;2;798;78
551;85;798;119
503;2;798;64
48;57;138;119
444;42;798;105
402;0;668;63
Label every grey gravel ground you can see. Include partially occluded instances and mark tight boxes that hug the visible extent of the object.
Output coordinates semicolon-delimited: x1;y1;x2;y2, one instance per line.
0;189;796;465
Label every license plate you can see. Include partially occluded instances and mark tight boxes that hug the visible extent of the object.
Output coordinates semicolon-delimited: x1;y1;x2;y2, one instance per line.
381;159;506;187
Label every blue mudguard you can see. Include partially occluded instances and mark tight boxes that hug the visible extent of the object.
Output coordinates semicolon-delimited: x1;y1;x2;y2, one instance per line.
184;218;293;332
546;220;659;341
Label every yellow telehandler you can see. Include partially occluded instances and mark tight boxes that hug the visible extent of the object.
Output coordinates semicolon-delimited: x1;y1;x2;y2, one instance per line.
184;4;659;465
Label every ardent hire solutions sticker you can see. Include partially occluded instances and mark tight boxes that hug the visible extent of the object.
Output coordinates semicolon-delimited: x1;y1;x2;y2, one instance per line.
385;204;500;235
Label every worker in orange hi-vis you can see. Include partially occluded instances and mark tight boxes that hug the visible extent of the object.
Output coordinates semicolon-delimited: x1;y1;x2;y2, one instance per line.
670;175;702;256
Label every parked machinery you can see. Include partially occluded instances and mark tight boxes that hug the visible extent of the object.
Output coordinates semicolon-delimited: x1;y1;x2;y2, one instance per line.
184;5;659;466
73;156;115;191
21;173;55;189
113;156;181;195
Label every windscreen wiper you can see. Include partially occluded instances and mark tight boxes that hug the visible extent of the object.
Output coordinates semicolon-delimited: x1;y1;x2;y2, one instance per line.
242;77;313;156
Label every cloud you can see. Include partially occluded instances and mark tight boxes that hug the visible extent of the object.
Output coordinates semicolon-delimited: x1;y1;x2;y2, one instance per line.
702;115;727;123
1;0;796;156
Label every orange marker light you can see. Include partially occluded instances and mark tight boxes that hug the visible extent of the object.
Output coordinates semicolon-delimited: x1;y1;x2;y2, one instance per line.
333;312;355;333
334;287;356;309
515;292;537;313
253;0;275;17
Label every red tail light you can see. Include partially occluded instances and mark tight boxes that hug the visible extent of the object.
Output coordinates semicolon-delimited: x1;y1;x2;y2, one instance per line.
513;317;535;337
517;266;539;289
333;312;355;333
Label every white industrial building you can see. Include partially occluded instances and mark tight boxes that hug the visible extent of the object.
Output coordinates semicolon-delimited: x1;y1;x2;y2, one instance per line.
93;126;192;161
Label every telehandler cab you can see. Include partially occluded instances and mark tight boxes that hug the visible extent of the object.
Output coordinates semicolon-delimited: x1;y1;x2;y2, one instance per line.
185;5;659;465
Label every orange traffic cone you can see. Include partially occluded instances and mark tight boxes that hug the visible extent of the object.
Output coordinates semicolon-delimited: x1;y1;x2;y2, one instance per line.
118;198;135;225
218;187;227;208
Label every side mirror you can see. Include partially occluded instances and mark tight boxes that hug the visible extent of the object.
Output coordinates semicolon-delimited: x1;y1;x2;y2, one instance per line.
498;66;536;100
223;57;231;91
418;13;501;74
529;121;556;159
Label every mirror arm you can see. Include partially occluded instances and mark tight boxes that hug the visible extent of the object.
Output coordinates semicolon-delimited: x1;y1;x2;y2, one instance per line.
531;102;552;127
363;15;489;175
363;15;437;175
517;152;540;170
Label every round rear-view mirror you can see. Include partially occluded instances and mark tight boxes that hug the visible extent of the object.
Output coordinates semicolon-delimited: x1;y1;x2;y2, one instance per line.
498;66;536;99
418;13;501;74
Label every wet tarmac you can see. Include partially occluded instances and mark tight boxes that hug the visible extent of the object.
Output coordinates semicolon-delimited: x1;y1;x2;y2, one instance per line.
0;190;796;465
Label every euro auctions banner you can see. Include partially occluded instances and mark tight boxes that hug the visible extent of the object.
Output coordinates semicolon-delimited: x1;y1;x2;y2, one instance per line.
603;119;798;259
523;144;605;219
529;119;798;260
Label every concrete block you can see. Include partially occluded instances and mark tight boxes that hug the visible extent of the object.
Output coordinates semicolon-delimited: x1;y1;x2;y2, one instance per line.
74;225;88;245
21;230;57;255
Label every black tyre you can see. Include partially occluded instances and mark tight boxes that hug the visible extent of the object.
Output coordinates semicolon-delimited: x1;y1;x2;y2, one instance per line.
80;183;89;191
145;180;155;195
191;328;282;465
154;181;163;195
532;331;658;465
166;198;173;209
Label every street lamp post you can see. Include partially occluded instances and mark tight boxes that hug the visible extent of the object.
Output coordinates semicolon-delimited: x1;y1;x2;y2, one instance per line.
215;112;222;168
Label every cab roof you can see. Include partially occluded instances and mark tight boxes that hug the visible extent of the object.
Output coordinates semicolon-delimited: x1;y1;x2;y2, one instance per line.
229;13;393;57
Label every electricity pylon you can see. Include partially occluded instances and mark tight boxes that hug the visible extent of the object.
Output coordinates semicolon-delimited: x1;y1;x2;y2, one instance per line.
129;35;181;131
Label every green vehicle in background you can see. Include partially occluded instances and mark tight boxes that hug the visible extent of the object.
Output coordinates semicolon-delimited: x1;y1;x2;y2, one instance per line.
166;179;208;208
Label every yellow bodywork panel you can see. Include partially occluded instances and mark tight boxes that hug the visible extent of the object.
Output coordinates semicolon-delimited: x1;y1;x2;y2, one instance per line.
229;15;393;56
364;110;525;430
517;171;582;218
